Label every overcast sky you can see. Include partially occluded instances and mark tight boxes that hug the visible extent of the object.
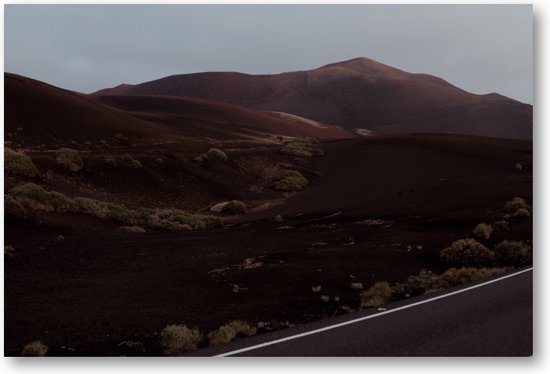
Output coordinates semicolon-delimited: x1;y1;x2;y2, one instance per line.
4;4;533;103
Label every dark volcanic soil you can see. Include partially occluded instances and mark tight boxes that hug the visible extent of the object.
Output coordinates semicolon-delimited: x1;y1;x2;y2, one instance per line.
4;134;532;356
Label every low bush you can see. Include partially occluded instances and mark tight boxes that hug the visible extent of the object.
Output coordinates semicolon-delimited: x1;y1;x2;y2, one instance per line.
207;320;257;346
271;170;309;192
5;245;15;258
207;148;228;162
504;197;531;218
114;133;129;144
160;324;201;355
493;220;510;232
281;139;325;158
21;341;48;357
9;184;223;231
55;147;83;172
494;240;532;267
361;281;392;308
5;194;27;219
5;147;38;178
72;197;142;225
440;238;494;267
392;269;438;297
10;183;72;212
104;156;117;167
121;153;142;169
433;267;508;289
145;208;222;230
472;223;493;240
193;153;209;165
220;200;247;215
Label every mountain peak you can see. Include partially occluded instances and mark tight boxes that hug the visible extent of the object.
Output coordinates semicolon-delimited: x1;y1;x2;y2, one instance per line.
317;57;410;79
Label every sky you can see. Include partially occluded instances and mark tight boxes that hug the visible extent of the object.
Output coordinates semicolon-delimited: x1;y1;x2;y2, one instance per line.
4;4;533;103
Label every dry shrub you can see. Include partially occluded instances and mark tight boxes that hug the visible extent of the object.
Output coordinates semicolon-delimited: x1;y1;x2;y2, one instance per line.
5;194;27;219
220;200;247;215
472;223;493;240
392;269;438;297
271;170;309;192
160;324;201;356
21;341;48;356
504;197;531;218
361;281;392;308
207;148;228;162
494;240;532;267
5;147;39;178
208;320;257;346
193;153;209;165
440;238;494;267
5;245;15;258
121;153;141;168
55;147;83;172
433;267;508;289
493;220;510;232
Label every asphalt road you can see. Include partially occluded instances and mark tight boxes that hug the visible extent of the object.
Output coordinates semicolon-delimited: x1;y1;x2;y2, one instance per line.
197;268;533;357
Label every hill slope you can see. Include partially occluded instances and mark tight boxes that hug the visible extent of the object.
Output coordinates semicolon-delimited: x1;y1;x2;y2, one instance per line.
93;57;532;140
4;73;354;150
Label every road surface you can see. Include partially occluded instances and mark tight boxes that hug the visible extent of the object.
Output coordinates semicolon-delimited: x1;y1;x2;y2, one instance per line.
196;268;532;356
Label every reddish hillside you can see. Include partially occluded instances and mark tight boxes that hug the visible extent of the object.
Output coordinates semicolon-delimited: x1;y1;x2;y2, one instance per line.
4;73;180;148
95;95;356;141
93;57;532;140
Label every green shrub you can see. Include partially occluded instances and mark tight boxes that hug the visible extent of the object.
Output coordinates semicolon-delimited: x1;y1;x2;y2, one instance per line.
220;200;247;215
72;197;142;225
144;209;222;231
5;147;38;178
494;240;532;266
440;238;494;267
472;223;493;240
55;147;84;172
160;324;201;356
493;220;510;232
10;183;72;212
21;341;48;357
271;170;309;192
281;139;325;158
207;148;228;162
361;281;392;308
208;320;257;346
5;194;27;219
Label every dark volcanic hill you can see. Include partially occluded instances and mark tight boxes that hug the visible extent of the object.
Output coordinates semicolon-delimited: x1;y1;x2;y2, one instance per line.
93;57;533;140
4;73;354;149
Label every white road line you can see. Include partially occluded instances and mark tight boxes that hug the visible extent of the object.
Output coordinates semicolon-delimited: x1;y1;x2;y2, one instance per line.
215;267;533;357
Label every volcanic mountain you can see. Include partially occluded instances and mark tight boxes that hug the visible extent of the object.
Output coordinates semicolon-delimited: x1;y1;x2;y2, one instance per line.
93;57;533;140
